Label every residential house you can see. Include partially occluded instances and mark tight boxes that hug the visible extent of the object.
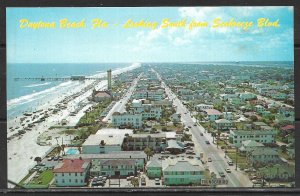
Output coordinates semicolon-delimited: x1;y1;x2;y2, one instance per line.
213;119;234;131
272;93;287;100
223;112;233;120
257;164;295;181
254;105;265;114
170;113;181;123
146;159;162;178
90;89;112;102
247;148;280;165
123;133;167;151
53;159;91;187
238;140;264;155
239;93;257;101
203;109;222;121
163;160;205;186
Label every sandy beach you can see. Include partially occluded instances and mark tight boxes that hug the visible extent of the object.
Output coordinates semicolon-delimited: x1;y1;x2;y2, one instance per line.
7;63;140;187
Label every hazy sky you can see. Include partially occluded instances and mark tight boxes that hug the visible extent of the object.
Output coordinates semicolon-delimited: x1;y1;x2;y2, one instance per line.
7;7;294;63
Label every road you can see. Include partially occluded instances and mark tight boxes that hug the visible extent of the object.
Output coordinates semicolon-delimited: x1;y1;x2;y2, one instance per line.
155;70;253;187
245;91;293;108
103;73;143;123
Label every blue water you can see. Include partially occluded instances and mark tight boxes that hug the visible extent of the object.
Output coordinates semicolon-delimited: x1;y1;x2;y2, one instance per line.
65;148;80;155
7;63;131;119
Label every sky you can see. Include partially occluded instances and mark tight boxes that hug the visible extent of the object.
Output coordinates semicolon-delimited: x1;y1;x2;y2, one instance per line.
7;7;294;63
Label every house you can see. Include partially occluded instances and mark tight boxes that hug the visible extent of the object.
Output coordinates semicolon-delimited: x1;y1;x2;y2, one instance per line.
257;164;295;181
272;93;287;100
229;129;277;147
194;104;213;112
53;159;91;187
130;99;162;120
82;128;133;154
279;107;294;117
165;140;184;154
203;109;222;121
162;160;205;186
146;159;162;178
90;159;137;177
239;93;257;101
252;122;267;129
229;97;242;105
238;140;264;155
247;148;280;165
224;87;237;94
223;112;233;120
112;112;142;129
213;119;234;131
254;105;265;114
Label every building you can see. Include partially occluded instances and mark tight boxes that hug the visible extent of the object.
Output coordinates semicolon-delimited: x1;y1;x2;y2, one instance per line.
112;112;142;129
163;160;205;186
146;159;162;178
238;140;264;155
247;148;280;165
165;140;184;154
53;159;90;187
130;99;162;120
170;113;181;123
90;89;111;102
254;105;265;113
194;104;213;112
132;89;165;101
229;129;277;147
90;159;136;177
82;128;133;154
224;87;237;94
213;119;234;130
257;164;295;181
203;109;222;121
107;69;112;91
123;133;167;151
239;93;257;101
65;151;146;171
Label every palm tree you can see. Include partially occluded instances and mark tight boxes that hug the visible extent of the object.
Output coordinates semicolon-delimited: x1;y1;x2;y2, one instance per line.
61;144;66;156
144;147;152;160
211;132;216;143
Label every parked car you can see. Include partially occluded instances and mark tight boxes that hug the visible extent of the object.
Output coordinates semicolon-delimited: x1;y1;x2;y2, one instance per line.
225;168;231;173
155;178;160;185
227;160;234;166
141;177;146;186
53;156;59;161
200;132;203;136
47;157;53;161
205;141;210;144
208;157;212;162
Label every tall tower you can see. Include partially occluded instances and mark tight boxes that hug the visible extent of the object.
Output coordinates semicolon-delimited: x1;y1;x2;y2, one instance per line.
107;69;112;92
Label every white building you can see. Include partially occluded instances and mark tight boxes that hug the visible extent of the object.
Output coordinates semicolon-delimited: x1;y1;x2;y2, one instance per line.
53;159;90;187
112;112;142;128
203;109;222;121
194;104;213;111
82;128;133;154
229;129;277;147
131;99;162;120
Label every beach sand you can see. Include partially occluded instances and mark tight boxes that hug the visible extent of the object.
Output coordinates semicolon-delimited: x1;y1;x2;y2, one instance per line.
7;63;140;187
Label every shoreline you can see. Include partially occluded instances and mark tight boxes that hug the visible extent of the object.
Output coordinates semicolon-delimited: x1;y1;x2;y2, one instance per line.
7;63;141;187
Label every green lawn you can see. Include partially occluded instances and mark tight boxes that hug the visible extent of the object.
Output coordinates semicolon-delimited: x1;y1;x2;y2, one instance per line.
27;170;54;186
226;151;250;170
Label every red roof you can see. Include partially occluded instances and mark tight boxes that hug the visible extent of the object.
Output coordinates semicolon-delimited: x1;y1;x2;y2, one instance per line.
204;109;222;115
281;125;295;131
95;91;111;98
53;159;89;173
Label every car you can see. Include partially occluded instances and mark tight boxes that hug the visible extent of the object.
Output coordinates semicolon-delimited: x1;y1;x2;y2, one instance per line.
155;178;160;185
225;168;231;173
227;160;234;166
58;156;63;161
205;141;210;144
200;132;203;136
141;177;146;186
208;157;212;162
188;126;191;128
218;172;226;178
186;150;195;155
193;124;197;126
53;156;59;161
47;157;53;161
187;155;194;159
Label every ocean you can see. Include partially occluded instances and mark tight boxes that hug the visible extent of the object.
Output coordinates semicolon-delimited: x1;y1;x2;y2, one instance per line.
7;63;131;119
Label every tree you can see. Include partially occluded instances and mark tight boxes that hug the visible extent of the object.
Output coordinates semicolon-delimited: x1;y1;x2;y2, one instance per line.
250;115;258;122
61;144;66;156
100;140;106;146
280;145;287;153
211;132;216;143
144;147;153;160
34;157;42;165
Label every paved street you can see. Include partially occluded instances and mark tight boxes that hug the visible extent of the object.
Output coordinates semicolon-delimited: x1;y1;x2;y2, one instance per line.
155;70;253;187
102;73;143;123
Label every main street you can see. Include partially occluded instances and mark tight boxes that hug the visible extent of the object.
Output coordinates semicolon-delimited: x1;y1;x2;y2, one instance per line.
155;70;253;187
103;73;143;123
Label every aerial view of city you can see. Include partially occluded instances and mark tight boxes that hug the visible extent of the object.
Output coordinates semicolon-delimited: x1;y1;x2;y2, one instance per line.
6;7;294;189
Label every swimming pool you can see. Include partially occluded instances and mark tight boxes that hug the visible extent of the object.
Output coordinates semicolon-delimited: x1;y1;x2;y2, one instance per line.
65;148;79;155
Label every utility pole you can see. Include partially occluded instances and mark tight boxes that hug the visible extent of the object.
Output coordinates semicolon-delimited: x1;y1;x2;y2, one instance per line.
235;147;238;171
